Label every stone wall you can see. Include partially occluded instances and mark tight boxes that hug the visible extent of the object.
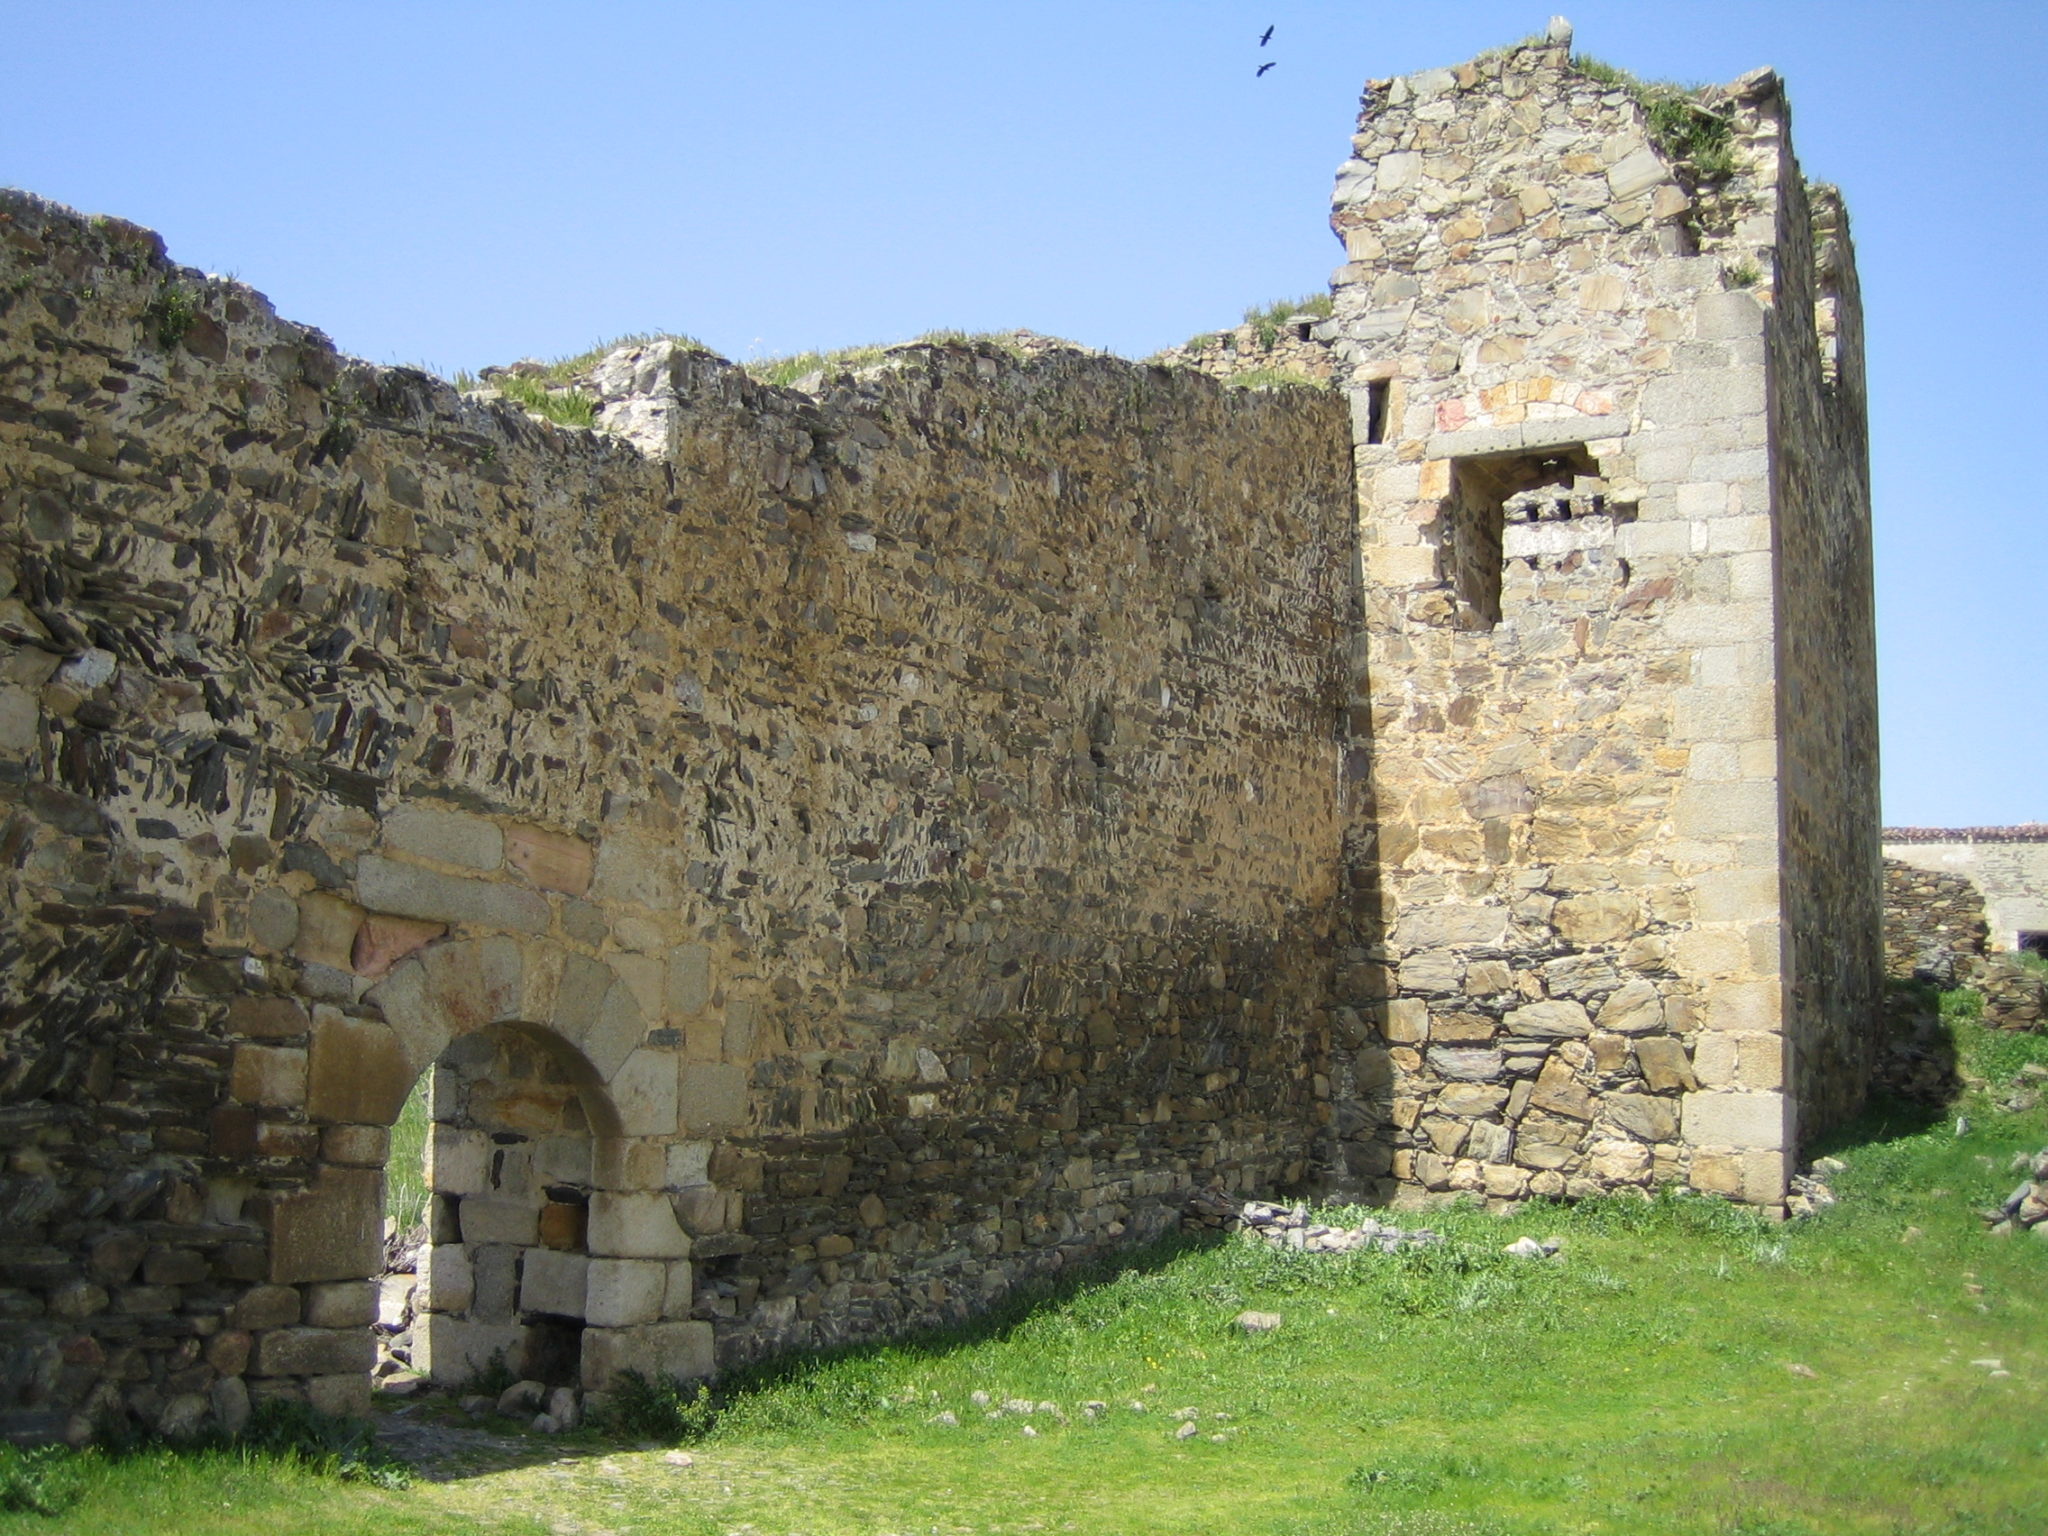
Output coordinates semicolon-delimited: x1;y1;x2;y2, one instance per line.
0;25;1889;1445
1883;829;2048;954
1882;832;2048;1031
1768;162;1882;1135
1882;858;1988;979
0;190;1354;1442
1150;316;1338;388
1323;24;1880;1210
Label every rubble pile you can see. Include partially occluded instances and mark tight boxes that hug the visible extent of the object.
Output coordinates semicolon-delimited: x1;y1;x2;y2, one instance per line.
1986;1147;2048;1238
1184;1193;1443;1254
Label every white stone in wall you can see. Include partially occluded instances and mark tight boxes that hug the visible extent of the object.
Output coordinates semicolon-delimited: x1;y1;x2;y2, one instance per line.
1681;1090;1788;1150
581;1321;714;1391
585;1258;666;1327
459;1196;539;1247
588;1191;691;1259
419;1244;474;1313
381;807;504;870
519;1249;589;1318
429;1127;491;1195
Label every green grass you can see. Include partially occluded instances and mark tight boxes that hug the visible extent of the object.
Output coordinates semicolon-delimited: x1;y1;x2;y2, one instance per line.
141;283;198;349
1943;983;1986;1024
1572;54;1637;90
385;1074;430;1238
1572;55;1739;179
15;1015;2047;1536
742;331;1041;390
744;341;895;388
1644;95;1737;180
486;372;596;428
455;328;1058;402
1159;294;1330;360
1242;293;1334;327
0;1403;429;1536
0;1448;404;1535
526;332;716;383
1225;367;1333;392
1959;1012;2048;1090
0;1446;82;1517
450;332;714;405
1242;293;1333;350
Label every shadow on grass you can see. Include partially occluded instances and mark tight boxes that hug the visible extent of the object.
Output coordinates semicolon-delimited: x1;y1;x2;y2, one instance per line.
2;1401;415;1521
8;1229;1235;1508
1797;980;1962;1166
602;1225;1231;1445
355;1226;1233;1484
1805;1089;1950;1164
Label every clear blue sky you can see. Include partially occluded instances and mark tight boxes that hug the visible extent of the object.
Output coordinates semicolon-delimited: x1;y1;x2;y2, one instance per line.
5;2;2043;827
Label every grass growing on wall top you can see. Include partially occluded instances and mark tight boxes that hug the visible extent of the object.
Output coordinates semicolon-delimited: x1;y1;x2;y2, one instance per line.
485;373;595;428
742;331;1043;391
1572;55;1739;180
528;332;717;383
18;1014;2048;1536
1571;53;1639;90
1161;293;1331;360
742;341;894;389
1242;292;1332;349
1224;367;1332;392
454;333;715;426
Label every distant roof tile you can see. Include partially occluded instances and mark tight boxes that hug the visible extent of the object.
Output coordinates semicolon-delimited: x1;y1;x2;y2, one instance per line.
1881;825;2048;844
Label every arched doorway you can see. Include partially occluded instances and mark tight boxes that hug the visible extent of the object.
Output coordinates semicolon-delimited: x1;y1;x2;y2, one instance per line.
405;1020;621;1391
252;936;718;1417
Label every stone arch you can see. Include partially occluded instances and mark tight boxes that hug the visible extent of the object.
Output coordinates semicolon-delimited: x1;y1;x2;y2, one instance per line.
353;934;710;1397
250;932;712;1416
401;1017;617;1390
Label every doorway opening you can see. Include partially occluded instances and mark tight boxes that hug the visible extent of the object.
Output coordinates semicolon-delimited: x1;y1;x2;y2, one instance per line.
381;1023;609;1392
373;1074;433;1391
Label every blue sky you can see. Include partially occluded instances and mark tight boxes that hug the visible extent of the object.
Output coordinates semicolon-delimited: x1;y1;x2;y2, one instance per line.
4;1;2043;826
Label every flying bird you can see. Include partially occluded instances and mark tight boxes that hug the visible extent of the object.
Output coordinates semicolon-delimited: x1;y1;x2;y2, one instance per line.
1259;25;1274;45
1257;60;1276;76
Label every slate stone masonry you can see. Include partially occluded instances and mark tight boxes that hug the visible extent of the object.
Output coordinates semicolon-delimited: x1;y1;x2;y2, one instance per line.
0;195;1353;1440
0;21;1885;1446
1883;828;2048;956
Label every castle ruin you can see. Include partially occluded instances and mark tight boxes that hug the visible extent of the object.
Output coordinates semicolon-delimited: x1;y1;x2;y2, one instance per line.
0;25;1880;1444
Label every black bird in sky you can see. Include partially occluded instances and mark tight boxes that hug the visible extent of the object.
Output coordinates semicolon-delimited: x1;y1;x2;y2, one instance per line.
1259;25;1274;45
1257;60;1276;76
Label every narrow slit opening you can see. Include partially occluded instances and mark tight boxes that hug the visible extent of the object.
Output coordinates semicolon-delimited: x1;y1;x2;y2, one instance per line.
1365;379;1389;445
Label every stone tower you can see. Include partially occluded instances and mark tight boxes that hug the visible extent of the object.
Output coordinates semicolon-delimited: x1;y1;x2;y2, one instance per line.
1324;23;1880;1209
0;26;1885;1445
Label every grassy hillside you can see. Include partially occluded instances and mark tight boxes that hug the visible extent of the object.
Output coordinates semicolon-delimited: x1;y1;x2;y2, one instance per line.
8;1009;2045;1536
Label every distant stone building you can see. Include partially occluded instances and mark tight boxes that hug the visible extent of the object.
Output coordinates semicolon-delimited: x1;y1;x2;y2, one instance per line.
1883;827;2048;956
0;23;1880;1443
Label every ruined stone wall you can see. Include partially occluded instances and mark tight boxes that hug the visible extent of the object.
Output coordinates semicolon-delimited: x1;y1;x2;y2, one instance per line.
0;27;1888;1444
1767;166;1881;1134
1878;851;2048;1032
1883;831;2048;953
0;191;1354;1442
1323;28;1879;1210
1881;859;1987;978
1150;317;1338;388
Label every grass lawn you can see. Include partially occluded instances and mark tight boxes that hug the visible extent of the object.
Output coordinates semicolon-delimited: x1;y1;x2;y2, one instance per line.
9;1014;2044;1536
